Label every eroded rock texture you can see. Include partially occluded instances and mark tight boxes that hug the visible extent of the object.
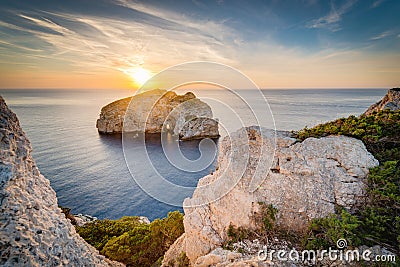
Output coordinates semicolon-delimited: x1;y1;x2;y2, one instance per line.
0;96;123;267
364;88;400;115
163;126;378;265
96;89;219;140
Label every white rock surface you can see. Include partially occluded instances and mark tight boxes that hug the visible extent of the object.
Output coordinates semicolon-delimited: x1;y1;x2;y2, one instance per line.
73;214;98;227
0;96;123;266
96;89;219;140
165;126;378;265
364;88;400;115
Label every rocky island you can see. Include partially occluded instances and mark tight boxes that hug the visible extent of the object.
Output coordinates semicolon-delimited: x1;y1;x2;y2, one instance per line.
162;89;399;266
1;88;398;266
96;89;219;140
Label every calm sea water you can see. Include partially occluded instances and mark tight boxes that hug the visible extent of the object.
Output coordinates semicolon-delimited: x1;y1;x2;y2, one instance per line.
0;88;386;220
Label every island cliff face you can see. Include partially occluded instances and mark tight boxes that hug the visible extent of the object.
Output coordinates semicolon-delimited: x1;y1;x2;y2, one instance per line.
163;127;378;266
96;89;219;140
364;88;400;115
0;97;123;266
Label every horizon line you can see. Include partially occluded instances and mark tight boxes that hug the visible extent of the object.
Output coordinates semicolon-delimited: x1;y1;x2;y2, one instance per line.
0;87;392;91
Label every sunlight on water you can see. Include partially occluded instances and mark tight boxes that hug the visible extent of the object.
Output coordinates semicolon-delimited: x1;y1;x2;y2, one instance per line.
0;88;386;219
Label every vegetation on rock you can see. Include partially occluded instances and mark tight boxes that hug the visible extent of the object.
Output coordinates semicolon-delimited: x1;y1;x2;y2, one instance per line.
76;211;184;266
167;252;190;267
60;206;77;225
223;111;400;255
296;110;400;253
295;109;400;162
224;202;279;250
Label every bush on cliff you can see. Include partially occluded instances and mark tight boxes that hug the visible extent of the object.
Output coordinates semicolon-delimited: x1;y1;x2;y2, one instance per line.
76;211;184;266
296;110;400;252
76;216;143;251
295;109;400;162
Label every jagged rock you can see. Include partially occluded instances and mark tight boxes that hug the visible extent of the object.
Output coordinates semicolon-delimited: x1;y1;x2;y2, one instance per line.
194;248;243;267
162;233;187;266
166;126;378;264
0;96;124;266
96;89;219;140
73;214;98;227
364;88;400;115
190;241;394;266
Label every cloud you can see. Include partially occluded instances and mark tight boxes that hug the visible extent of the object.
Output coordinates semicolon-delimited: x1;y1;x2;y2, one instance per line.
0;1;399;89
0;39;42;52
0;2;239;80
370;30;394;40
306;0;357;31
371;0;385;8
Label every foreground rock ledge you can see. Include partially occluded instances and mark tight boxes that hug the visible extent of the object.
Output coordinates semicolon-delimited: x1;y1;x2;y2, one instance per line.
163;126;378;266
0;96;123;266
96;89;220;140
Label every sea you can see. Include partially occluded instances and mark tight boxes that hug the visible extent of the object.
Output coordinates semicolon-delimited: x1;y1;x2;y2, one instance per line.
0;88;387;220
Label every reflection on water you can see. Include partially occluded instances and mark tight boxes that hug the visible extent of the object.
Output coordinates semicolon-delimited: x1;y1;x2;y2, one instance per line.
123;132;218;206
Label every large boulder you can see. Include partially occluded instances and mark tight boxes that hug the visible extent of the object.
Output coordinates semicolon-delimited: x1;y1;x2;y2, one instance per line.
364;88;400;115
0;96;123;266
164;126;378;265
96;89;219;140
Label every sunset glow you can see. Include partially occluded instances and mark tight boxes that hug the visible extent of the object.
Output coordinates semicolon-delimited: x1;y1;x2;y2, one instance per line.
0;1;399;89
124;67;152;87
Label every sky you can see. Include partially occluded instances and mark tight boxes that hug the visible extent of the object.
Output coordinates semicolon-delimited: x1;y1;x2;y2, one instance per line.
0;0;399;89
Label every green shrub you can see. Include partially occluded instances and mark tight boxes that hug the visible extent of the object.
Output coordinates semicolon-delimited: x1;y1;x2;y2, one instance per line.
304;208;361;250
258;202;278;231
297;110;400;253
224;224;251;250
101;211;184;266
223;203;279;250
167;252;190;267
295;110;400;161
76;216;143;251
360;161;400;251
77;211;184;266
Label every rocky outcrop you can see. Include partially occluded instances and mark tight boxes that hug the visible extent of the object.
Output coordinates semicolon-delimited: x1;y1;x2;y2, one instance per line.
162;233;187;266
96;89;219;140
364;88;400;115
163;126;378;265
0;96;123;266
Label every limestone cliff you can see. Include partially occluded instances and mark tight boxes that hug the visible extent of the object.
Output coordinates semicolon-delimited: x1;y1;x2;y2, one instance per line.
364;88;400;115
0;96;123;266
163;126;378;266
96;89;219;140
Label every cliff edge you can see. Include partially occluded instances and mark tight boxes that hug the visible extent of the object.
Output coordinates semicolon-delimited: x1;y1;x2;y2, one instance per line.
96;89;219;140
163;127;379;266
364;88;400;115
0;96;123;266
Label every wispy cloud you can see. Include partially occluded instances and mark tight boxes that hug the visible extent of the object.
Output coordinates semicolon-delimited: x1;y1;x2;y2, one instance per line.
370;30;394;40
0;3;239;81
0;39;42;52
0;0;399;89
306;0;357;31
371;0;385;8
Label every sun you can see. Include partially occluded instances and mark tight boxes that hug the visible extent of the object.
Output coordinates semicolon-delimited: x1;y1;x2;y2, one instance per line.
128;67;152;86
